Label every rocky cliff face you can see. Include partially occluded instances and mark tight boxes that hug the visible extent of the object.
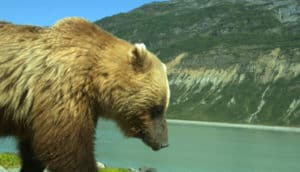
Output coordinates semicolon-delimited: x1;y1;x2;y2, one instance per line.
167;47;300;125
95;0;300;126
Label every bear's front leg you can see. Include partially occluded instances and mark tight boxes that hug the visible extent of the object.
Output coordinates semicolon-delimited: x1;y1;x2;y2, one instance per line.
31;111;98;172
19;138;45;172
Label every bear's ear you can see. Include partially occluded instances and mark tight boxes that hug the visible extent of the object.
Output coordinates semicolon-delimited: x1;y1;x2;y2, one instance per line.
129;43;151;71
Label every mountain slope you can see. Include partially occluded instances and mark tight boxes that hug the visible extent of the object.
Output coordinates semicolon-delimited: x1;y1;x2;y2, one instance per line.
95;0;300;126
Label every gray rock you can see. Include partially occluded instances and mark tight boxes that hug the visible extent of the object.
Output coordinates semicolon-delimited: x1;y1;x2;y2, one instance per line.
139;167;157;172
128;168;139;172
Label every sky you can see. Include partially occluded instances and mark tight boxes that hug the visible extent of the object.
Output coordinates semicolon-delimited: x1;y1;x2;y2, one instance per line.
0;0;166;26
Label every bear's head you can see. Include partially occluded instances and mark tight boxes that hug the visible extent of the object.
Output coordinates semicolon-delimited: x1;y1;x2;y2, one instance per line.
52;18;169;151
94;42;170;151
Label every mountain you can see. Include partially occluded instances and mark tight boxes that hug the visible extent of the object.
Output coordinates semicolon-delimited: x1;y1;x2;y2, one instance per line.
95;0;300;126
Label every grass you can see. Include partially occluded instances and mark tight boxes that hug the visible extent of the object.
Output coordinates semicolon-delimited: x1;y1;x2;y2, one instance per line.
0;153;131;172
0;152;20;168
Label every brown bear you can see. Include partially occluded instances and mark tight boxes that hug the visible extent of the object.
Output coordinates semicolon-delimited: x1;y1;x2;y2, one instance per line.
0;17;170;172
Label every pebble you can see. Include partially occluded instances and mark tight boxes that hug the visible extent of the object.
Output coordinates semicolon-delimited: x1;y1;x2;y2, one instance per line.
97;161;106;168
139;167;157;172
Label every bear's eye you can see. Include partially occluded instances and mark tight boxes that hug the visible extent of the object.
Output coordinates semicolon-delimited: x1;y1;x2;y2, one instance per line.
149;105;165;118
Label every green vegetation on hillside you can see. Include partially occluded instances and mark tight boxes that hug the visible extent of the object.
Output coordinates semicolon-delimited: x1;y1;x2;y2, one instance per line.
95;0;300;126
96;1;300;62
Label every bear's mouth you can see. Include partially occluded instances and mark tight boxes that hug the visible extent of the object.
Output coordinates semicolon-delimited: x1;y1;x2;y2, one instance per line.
139;133;169;151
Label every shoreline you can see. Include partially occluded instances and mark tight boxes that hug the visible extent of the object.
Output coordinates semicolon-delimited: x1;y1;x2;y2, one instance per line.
167;119;300;133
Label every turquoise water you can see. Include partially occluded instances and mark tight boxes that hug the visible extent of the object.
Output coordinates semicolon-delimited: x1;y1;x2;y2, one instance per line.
1;120;300;172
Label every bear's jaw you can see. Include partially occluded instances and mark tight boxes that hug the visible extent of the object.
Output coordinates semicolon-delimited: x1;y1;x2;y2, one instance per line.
128;112;169;151
141;135;169;151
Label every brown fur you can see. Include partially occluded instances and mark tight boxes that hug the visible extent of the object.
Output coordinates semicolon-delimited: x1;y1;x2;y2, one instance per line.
0;17;169;172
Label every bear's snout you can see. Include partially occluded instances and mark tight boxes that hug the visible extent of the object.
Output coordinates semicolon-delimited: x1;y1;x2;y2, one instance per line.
140;116;169;151
145;140;169;151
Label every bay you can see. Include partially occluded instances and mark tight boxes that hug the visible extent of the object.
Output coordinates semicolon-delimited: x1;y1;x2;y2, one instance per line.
1;119;300;172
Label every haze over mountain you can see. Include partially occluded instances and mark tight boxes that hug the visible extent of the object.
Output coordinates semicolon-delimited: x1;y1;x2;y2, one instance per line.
96;0;300;126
